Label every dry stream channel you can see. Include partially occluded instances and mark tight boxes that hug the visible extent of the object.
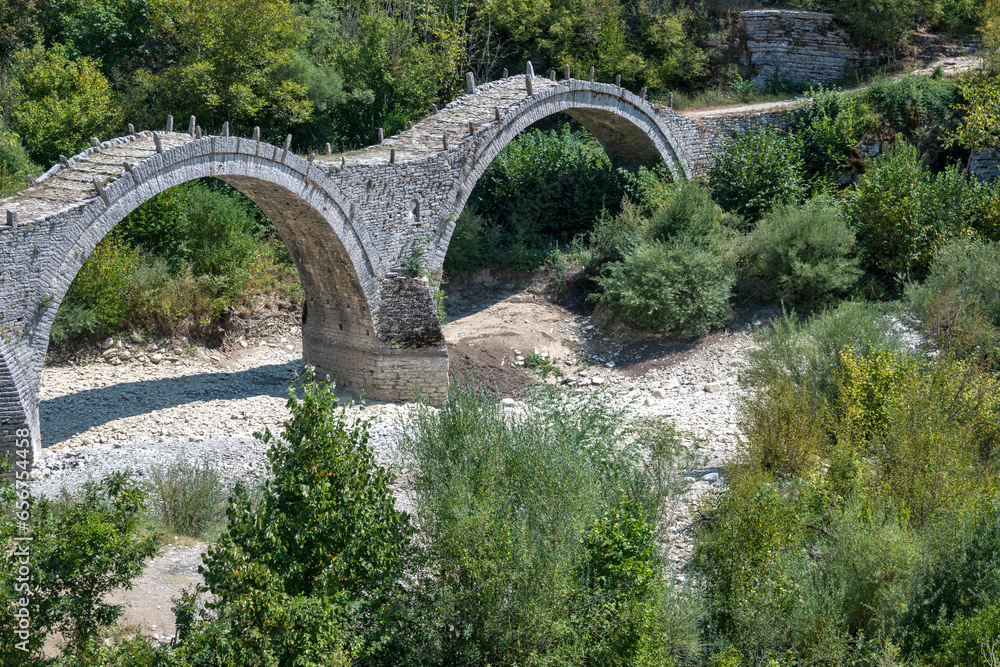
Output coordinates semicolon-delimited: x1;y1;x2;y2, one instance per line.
27;278;753;647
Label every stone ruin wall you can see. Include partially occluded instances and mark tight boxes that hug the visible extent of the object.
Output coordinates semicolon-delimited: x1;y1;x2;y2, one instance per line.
737;10;861;86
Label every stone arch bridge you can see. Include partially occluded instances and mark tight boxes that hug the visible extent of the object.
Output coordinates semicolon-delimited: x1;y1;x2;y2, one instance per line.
0;70;793;462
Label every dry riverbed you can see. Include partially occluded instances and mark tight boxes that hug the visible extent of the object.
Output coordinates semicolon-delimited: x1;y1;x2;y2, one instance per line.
30;274;757;650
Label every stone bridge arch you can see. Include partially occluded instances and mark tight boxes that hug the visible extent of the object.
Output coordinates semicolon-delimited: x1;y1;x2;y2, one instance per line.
1;70;790;464
418;76;697;270
1;131;448;461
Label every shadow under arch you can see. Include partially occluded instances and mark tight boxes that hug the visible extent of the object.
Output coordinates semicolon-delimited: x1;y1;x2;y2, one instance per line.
24;138;383;449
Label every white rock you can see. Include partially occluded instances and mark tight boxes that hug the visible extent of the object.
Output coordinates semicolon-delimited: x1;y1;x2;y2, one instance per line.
501;398;517;407
651;389;666;399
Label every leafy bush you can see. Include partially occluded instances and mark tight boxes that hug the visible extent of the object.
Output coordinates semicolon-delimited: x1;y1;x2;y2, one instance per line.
146;454;227;538
0;122;39;197
6;43;122;166
646;180;737;246
401;382;699;667
709;129;806;227
858;75;960;136
907;238;1000;364
576;202;648;274
741;300;903;402
790;87;864;186
845;141;968;283
742;197;861;311
456;124;627;270
51;236;143;343
195;374;410;663
27;474;160;662
828;0;919;53
694;468;806;657
597;237;733;336
738;370;831;476
836;347;1000;526
443;209;505;273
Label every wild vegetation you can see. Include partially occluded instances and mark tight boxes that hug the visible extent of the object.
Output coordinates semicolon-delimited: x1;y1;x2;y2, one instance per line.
5;0;1000;664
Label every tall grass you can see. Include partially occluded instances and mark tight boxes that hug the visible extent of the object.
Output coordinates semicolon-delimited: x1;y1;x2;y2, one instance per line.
400;382;701;666
146;454;227;539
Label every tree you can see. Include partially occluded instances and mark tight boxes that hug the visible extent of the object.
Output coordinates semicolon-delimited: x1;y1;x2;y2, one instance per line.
194;374;411;662
141;0;313;137
0;0;40;66
949;72;1000;175
29;473;160;661
6;43;122;166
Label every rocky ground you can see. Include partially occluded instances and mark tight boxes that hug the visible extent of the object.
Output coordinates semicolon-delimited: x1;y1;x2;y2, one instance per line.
29;271;757;650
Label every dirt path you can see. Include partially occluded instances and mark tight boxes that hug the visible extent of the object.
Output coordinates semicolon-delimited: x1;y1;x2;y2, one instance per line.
679;54;980;118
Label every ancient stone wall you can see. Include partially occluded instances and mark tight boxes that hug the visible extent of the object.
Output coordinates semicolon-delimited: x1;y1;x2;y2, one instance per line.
738;10;859;86
971;149;1000;182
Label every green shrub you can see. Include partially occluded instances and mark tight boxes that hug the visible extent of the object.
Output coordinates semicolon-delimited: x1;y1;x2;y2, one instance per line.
576;202;648;274
742;197;861;311
197;374;409;663
146;455;227;539
845;141;968;283
402;382;697;667
836;348;1000;527
828;0;919;53
51;235;143;342
0;122;39;197
647;180;737;246
443;209;505;273
27;474;160;662
694;468;805;657
907;238;1000;364
466;123;626;267
790;87;864;186
904;497;1000;658
597;237;733;336
709;129;806;226
115;180;263;280
741;300;903;402
858;75;959;136
931;602;1000;667
739;371;831;477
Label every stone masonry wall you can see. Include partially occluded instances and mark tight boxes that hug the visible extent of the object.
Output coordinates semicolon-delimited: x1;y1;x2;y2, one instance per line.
738;10;859;86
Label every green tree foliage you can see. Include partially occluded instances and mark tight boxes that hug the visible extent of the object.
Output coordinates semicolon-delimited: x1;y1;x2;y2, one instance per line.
401;383;699;666
35;0;159;76
194;375;410;663
0;121;40;196
140;0;313;135
907;237;1000;366
742;197;861;311
845;141;975;283
858;75;960;138
0;0;40;65
790;87;863;187
472;124;624;240
828;0;919;53
709;128;806;227
327;10;465;146
28;474;160;662
598;239;733;336
948;72;1000;172
6;43;122;166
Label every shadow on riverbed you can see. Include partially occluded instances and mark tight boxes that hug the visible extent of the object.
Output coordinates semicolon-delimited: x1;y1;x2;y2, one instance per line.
38;360;318;447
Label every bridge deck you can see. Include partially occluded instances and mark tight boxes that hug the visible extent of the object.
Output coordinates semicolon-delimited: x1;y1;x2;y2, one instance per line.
324;75;563;167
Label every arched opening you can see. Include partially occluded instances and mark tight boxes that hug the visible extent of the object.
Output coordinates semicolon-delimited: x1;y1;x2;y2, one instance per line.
444;111;672;275
36;167;378;451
